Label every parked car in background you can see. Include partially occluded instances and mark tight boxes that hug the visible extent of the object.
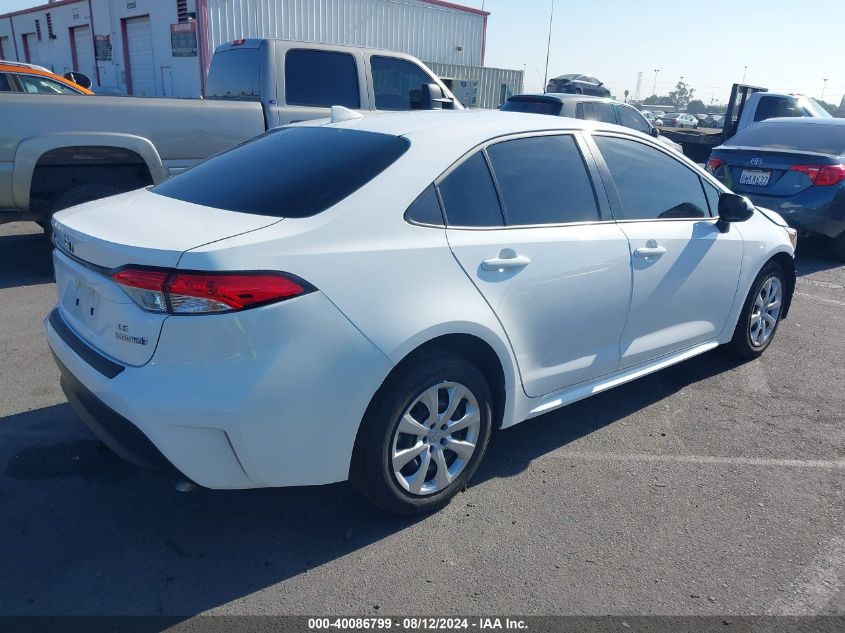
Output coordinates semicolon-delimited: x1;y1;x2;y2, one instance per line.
0;39;460;238
546;74;611;97
0;60;93;95
708;118;845;259
662;112;698;129
46;110;795;515
501;93;683;153
693;114;710;127
641;110;665;126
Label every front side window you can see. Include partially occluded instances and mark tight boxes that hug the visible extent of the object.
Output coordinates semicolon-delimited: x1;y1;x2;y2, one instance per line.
16;74;80;94
617;105;652;134
754;96;802;122
438;152;503;227
486;135;599;225
371;56;435;111
285;49;360;108
594;135;709;220
205;48;261;101
152;127;409;217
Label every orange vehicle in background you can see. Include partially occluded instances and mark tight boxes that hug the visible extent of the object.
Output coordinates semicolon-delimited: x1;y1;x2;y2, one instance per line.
0;60;94;95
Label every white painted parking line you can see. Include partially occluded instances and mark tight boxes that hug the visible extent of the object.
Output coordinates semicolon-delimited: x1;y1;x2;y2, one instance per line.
558;450;845;469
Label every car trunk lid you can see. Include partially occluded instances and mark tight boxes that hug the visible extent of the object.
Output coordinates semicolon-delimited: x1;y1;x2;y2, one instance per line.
51;188;280;366
713;147;839;197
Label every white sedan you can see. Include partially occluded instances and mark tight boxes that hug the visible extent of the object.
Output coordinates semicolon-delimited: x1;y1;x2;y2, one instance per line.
46;109;797;515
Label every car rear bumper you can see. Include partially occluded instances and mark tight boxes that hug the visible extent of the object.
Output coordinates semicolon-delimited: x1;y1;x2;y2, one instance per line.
743;190;845;239
45;292;394;489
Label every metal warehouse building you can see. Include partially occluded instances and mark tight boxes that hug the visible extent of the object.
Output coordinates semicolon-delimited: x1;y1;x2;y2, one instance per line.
0;0;522;108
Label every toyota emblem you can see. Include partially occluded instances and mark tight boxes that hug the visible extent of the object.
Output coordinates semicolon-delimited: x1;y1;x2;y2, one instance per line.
750;157;763;166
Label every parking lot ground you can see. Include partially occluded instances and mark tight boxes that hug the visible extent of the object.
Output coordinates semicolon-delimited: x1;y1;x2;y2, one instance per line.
0;221;842;617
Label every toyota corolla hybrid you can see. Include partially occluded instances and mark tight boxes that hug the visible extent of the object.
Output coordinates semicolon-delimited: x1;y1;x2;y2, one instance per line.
46;110;796;515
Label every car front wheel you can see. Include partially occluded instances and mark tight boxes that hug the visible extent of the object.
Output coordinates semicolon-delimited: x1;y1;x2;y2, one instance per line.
727;261;786;359
352;351;493;515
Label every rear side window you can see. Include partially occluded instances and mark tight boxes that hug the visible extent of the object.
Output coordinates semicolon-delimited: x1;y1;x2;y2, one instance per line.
0;73;12;92
594;135;709;220
438;152;503;227
581;102;616;124
501;98;562;116
371;56;434;111
285;49;360;108
486;135;599;225
205;48;261;101
152;127;409;218
404;185;444;226
727;122;845;155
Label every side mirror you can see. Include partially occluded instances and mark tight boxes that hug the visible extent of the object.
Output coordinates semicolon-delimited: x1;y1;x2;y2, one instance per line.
421;83;453;110
63;71;92;89
651;127;660;137
717;193;754;231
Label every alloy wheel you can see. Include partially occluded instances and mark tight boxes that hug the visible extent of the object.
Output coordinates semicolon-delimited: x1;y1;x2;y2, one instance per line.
749;276;782;347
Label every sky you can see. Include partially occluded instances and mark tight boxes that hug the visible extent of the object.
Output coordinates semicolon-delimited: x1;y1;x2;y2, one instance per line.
2;0;842;106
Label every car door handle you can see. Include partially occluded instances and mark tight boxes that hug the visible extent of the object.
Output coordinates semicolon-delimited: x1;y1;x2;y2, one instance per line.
481;253;531;271
633;245;667;258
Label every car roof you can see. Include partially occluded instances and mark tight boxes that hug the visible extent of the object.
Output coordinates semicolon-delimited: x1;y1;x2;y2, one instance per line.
754;117;845;127
507;93;615;104
0;60;93;94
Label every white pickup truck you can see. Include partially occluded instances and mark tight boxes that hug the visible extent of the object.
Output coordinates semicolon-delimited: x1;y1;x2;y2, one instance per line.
0;38;461;234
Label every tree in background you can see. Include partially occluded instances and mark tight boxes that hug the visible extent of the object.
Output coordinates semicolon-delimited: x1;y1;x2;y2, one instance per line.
686;99;707;114
668;80;695;109
643;94;674;106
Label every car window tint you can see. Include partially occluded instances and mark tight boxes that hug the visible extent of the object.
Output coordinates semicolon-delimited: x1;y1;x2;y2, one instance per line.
617;105;651;134
754;96;802;122
205;48;261;101
16;74;79;94
594;135;709;220
486;135;599;225
152;127;408;218
702;180;720;217
438;152;503;227
285;49;360;108
404;185;444;225
371;56;434;111
0;73;12;92
501;98;561;116
587;102;616;124
727;121;845;155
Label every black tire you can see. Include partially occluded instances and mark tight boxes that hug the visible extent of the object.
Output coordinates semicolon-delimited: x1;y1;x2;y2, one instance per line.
351;351;493;516
726;260;786;359
43;182;125;243
574;87;583;95
829;234;845;262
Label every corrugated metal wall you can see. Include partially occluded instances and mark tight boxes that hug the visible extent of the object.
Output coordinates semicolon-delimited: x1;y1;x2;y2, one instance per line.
426;61;523;110
205;0;485;66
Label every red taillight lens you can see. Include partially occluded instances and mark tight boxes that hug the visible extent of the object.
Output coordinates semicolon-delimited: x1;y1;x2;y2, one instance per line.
167;273;307;313
112;268;310;314
790;164;845;186
707;158;725;174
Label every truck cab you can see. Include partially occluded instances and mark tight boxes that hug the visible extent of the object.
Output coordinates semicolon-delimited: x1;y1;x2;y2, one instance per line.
205;39;463;127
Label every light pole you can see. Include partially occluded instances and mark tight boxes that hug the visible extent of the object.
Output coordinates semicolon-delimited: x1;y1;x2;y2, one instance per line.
652;69;659;96
821;78;828;101
542;0;556;93
741;65;747;83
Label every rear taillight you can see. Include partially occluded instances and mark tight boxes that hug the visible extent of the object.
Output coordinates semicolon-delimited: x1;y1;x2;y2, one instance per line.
790;164;845;186
706;158;725;174
112;268;311;315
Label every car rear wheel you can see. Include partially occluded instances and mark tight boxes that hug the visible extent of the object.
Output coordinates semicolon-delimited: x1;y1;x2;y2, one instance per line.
829;234;845;262
726;260;785;359
351;351;493;516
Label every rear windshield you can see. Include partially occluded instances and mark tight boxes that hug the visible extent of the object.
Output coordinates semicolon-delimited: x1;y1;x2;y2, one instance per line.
205;48;261;101
501;99;562;116
152;127;410;217
727;122;845;155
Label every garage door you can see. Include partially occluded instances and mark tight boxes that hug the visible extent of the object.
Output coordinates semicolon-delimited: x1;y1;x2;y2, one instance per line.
72;25;95;82
124;16;155;96
23;33;40;66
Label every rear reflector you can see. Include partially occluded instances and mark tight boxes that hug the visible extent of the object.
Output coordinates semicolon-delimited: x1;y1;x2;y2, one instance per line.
111;268;311;314
790;164;845;186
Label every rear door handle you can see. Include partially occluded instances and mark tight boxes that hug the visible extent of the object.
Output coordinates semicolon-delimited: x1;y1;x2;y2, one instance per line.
633;245;667;258
481;253;531;271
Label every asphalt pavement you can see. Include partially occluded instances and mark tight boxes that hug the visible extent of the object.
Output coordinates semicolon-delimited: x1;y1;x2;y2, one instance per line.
0;220;842;618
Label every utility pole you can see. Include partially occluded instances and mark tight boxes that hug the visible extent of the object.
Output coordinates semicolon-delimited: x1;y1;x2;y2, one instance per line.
542;0;556;93
652;69;659;97
821;78;828;101
742;65;747;83
633;71;643;102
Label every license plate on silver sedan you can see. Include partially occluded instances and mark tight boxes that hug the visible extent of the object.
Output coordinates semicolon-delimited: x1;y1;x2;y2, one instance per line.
739;169;771;186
